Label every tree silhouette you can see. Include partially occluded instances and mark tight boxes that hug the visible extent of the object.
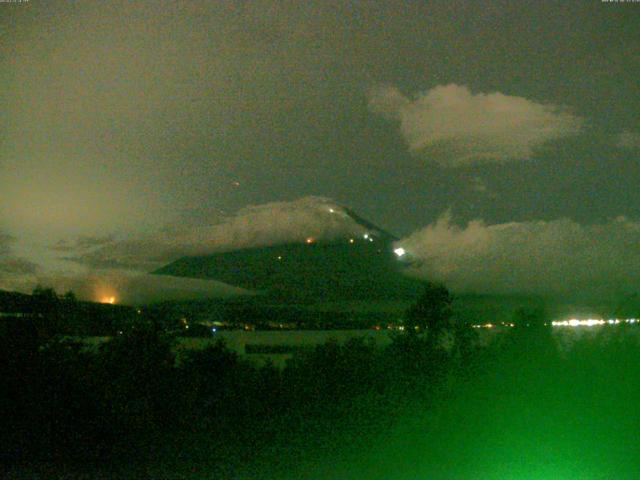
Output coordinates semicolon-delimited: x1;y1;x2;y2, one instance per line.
32;285;59;302
62;290;77;302
406;282;454;340
31;285;61;338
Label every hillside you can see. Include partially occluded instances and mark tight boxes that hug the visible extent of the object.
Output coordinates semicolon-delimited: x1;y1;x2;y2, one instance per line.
154;239;426;302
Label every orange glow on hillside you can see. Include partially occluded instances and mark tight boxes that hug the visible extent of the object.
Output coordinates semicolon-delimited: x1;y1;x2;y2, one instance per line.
101;296;116;305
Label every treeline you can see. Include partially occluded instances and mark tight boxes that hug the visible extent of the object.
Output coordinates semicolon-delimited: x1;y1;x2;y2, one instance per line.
0;318;484;475
0;282;559;477
1;284;556;340
0;287;141;338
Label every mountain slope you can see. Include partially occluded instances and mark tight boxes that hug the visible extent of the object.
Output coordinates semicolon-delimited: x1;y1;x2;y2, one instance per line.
153;209;424;302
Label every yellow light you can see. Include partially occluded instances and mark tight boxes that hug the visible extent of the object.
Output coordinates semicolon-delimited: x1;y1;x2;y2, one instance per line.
306;237;315;244
349;238;355;244
101;296;116;305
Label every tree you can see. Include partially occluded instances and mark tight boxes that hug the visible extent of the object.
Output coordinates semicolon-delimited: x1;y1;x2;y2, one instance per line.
62;290;77;302
31;285;61;338
406;282;454;339
32;285;59;302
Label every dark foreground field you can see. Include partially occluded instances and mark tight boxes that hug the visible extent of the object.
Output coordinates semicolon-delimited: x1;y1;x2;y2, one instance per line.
3;324;640;479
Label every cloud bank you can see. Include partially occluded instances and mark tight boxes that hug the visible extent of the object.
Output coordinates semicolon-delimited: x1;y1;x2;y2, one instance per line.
25;270;248;305
0;231;39;279
61;197;371;271
8;198;640;303
2;229;247;303
368;84;582;166
397;213;640;297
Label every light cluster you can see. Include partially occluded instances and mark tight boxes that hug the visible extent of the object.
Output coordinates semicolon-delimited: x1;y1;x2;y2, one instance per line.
552;318;638;327
471;322;515;329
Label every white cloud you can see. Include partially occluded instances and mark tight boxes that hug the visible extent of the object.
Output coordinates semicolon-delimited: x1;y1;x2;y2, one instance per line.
397;213;640;296
4;197;386;299
14;198;640;302
615;130;640;149
368;84;582;166
61;196;372;271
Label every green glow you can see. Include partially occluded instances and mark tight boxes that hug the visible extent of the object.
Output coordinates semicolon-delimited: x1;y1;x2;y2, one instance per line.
319;328;640;479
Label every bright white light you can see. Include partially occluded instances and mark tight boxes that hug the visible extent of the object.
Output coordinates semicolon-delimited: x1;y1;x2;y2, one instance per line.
329;208;335;213
551;317;640;327
363;233;369;239
394;247;406;257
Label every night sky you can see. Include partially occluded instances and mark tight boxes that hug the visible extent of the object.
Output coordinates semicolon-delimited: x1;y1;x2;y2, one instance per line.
1;1;639;301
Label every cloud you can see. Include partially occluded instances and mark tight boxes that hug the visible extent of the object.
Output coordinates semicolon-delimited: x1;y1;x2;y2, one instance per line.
615;130;640;149
0;232;13;257
41;196;377;301
0;230;40;287
51;235;116;253
397;213;640;297
24;270;247;305
10;200;640;302
2;223;248;301
368;84;582;166
60;197;372;271
0;258;39;275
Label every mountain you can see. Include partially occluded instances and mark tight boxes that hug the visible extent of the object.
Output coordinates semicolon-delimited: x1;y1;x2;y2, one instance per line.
153;209;425;302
